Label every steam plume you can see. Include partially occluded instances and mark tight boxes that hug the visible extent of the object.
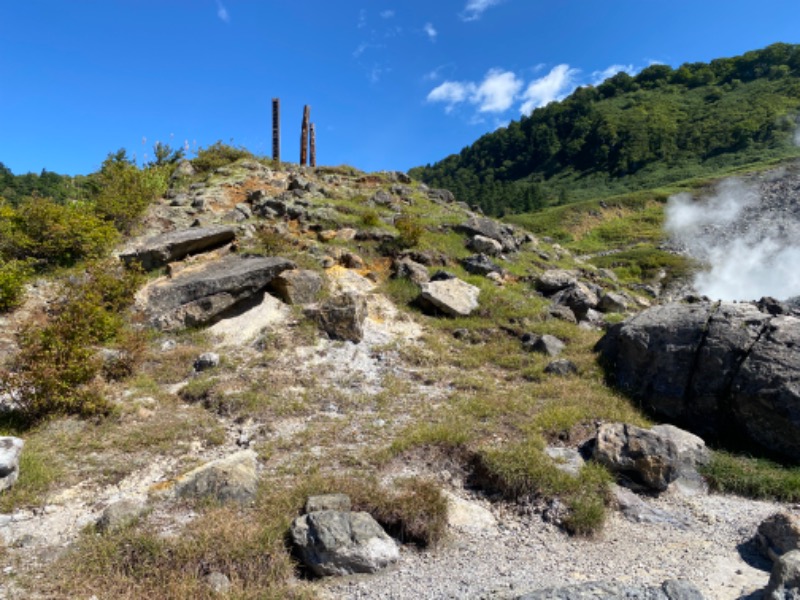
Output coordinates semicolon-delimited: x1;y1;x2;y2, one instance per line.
665;178;800;301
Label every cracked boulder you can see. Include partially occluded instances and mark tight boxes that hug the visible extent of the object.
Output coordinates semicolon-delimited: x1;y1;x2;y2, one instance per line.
597;300;800;462
141;255;295;331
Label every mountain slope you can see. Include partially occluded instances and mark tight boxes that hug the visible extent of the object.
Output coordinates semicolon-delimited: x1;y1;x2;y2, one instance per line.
410;43;800;215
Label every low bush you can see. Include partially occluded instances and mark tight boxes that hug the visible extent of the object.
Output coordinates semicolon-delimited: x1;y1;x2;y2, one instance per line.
191;142;253;173
0;260;143;421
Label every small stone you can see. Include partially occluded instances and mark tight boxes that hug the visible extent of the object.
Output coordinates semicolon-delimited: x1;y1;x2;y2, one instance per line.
0;437;24;492
96;499;147;533
544;359;578;376
194;352;220;372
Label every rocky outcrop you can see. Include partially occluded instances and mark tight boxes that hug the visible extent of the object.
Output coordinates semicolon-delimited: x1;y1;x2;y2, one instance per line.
0;437;24;492
515;579;705;600
456;216;519;252
598;300;800;461
96;498;148;533
419;278;480;317
120;226;236;270
290;509;399;576
142;255;295;330
174;450;258;504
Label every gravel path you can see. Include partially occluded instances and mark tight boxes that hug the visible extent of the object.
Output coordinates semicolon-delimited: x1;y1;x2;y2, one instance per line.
323;487;789;600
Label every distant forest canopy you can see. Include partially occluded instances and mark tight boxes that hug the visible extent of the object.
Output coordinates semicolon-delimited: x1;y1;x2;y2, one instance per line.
0;162;84;205
410;43;800;216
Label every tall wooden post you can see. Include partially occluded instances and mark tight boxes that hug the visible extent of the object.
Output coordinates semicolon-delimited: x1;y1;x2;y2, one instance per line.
271;98;281;164
300;105;310;166
310;123;317;167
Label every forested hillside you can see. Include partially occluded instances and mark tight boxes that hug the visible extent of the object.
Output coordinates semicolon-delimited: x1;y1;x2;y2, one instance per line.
410;43;800;215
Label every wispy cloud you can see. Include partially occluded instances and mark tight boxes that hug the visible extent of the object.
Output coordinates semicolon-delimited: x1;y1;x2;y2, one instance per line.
380;9;395;19
427;68;522;114
520;64;579;114
423;22;437;41
460;0;503;22
216;0;230;23
590;64;637;85
357;9;367;28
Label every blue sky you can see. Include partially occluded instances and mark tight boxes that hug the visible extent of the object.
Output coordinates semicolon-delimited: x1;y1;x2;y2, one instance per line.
1;1;799;176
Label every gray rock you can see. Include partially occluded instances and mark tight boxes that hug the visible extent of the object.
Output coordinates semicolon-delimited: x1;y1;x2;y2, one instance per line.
96;499;147;533
306;494;352;513
205;571;231;594
171;159;196;179
766;550;800;600
593;423;679;492
515;579;705;600
535;270;577;295
394;258;429;284
613;486;691;529
194;352;220;372
544;359;578;376
598;291;629;313
306;292;368;343
545;447;585;476
467;235;503;256
462;254;502;276
649;424;710;487
427;188;455;204
419;278;481;317
456;216;518;252
548;304;578;324
174;450;258;504
522;333;565;357
120;226;236;271
597;301;800;461
759;512;800;562
270;269;324;305
290;510;399;577
0;437;24;492
552;282;599;321
143;255;295;331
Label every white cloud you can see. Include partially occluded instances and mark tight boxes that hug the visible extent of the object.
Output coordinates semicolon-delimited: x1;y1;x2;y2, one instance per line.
474;69;522;113
357;9;367;28
216;0;230;23
520;64;579;114
423;22;437;41
591;64;636;85
460;0;502;21
427;81;476;113
380;9;395;19
353;43;369;58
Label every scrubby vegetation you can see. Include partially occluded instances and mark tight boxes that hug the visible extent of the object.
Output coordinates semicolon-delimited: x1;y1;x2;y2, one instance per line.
411;43;800;215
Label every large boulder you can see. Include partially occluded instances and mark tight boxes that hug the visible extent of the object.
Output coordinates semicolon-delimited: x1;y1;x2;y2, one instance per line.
551;282;599;322
120;226;236;270
142;255;295;331
598;301;800;462
592;423;681;492
0;437;24;492
269;269;324;305
305;292;368;343
290;510;399;576
759;512;800;562
419;278;480;317
456;216;518;252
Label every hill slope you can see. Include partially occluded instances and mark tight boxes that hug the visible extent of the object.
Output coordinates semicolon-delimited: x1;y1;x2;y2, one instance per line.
410;43;800;215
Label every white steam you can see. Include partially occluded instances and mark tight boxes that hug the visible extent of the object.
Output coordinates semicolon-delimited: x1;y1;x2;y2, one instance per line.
665;178;800;301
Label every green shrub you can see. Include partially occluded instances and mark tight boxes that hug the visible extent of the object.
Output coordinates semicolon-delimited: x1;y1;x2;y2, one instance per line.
361;209;382;227
394;213;424;249
0;261;143;421
2;197;118;266
91;153;169;234
0;259;33;312
191;141;253;173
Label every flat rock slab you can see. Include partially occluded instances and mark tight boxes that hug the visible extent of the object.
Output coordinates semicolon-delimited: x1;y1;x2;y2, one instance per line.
142;255;295;330
0;437;24;492
290;510;399;577
419;278;480;317
516;579;705;600
120;226;236;270
174;450;258;504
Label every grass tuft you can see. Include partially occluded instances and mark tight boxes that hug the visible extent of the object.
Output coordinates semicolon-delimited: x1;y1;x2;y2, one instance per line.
700;451;800;502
